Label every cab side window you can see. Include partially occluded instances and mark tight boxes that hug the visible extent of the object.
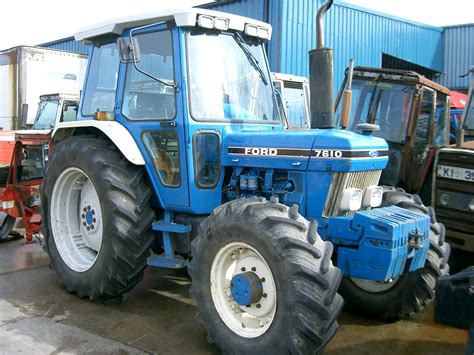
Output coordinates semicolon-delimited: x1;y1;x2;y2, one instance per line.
81;42;120;116
122;30;176;120
194;133;220;188
143;131;181;187
414;89;434;150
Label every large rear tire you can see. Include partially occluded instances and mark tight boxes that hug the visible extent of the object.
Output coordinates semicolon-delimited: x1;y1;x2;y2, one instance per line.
41;136;154;300
189;197;343;354
339;187;450;320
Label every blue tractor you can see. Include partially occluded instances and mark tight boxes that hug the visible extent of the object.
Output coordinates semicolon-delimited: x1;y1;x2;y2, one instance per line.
41;3;446;353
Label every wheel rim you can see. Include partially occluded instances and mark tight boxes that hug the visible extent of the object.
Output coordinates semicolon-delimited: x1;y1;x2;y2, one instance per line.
351;277;399;292
50;167;103;272
210;242;277;338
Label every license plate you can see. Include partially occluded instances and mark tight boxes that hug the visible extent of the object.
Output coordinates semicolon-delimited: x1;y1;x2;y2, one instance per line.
437;164;474;182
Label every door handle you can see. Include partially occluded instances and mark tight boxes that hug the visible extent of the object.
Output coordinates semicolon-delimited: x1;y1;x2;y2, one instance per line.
292;162;301;166
232;158;240;163
160;121;176;127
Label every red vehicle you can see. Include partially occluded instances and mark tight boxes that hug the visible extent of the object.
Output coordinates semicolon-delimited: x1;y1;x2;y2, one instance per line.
0;130;50;242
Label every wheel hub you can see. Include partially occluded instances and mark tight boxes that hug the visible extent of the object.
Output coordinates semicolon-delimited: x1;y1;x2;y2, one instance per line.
231;272;263;306
81;206;97;230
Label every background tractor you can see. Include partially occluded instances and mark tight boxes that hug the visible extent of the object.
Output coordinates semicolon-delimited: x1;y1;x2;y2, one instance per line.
272;72;310;128
433;69;474;251
335;66;451;205
41;2;449;353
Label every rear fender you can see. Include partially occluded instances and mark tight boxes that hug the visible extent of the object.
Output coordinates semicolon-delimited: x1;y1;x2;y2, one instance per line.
52;121;145;165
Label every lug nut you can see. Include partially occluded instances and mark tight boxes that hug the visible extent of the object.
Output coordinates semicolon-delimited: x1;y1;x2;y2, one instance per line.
82;222;86;226
251;267;256;272
86;226;90;231
261;277;266;282
256;304;261;309
93;218;96;223
241;267;246;272
90;225;94;230
81;214;85;218
91;210;95;215
263;293;267;298
87;206;91;210
83;207;87;212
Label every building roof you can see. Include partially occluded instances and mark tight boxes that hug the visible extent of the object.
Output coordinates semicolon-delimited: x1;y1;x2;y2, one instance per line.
74;7;272;42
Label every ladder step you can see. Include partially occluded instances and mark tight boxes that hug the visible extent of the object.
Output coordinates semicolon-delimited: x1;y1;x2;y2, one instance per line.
147;255;187;269
152;220;191;234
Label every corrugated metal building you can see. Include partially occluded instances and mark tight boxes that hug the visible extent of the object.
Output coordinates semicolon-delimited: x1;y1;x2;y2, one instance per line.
37;0;473;92
440;23;474;91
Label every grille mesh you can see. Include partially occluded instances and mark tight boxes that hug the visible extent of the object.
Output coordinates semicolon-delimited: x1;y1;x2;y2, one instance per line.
323;170;382;217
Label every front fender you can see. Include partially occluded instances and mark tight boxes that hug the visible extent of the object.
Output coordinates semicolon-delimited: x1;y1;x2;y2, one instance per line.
52;120;145;165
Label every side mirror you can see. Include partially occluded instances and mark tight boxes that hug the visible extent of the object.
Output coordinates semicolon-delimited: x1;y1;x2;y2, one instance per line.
117;37;141;63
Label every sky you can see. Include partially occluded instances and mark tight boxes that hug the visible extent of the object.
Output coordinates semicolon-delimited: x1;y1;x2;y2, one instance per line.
0;0;472;50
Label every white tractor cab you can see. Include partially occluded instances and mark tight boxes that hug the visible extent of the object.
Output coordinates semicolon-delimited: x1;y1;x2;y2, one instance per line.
32;93;80;131
272;72;310;128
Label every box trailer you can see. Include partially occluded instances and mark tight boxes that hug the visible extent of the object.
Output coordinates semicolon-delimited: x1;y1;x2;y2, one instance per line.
0;46;87;129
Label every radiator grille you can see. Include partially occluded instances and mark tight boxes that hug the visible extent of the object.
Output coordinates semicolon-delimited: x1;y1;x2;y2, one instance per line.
323;170;382;217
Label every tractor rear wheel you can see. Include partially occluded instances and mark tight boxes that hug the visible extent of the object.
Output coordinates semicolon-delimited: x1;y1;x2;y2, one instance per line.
189;197;343;354
339;187;450;320
41;136;154;300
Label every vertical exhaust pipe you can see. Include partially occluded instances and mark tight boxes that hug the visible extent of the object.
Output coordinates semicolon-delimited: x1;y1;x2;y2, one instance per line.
309;0;334;129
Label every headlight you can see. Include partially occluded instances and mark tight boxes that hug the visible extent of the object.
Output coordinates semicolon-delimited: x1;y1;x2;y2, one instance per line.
362;186;384;208
197;15;214;29
340;188;362;211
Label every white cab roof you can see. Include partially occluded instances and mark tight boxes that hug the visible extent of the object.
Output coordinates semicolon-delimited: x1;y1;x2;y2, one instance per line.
75;8;272;42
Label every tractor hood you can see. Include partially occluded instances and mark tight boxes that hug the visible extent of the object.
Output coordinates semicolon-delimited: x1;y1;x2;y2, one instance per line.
222;128;389;172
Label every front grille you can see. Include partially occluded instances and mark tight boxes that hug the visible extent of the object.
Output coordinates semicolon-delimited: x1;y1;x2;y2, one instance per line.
323;170;382;217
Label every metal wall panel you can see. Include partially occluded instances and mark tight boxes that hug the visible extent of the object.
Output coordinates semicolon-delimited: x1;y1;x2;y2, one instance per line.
37;1;449;94
39;37;90;55
275;0;444;93
439;24;474;91
204;0;266;21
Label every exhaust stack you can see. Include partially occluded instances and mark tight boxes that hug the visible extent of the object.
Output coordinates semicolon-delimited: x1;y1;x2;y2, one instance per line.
309;0;334;129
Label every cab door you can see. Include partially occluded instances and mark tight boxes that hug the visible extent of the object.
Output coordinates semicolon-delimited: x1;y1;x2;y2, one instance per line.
406;87;435;191
116;25;189;209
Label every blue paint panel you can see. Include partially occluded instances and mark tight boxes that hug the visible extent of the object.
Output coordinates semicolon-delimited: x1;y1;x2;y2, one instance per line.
222;128;388;171
305;171;333;219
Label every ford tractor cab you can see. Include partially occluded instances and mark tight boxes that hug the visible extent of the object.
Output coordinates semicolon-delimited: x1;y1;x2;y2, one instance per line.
41;3;447;353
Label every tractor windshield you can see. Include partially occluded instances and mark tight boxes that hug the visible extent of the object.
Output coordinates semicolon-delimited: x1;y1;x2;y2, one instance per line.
336;79;415;144
33;99;60;129
187;30;278;123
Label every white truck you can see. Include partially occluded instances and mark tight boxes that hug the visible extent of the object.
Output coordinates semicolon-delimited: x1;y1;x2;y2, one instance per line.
0;46;87;129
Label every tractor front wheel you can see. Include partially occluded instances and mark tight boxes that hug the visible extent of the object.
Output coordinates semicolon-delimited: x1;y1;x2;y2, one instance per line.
339;187;450;320
41;136;154;300
0;212;15;241
189;197;343;354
